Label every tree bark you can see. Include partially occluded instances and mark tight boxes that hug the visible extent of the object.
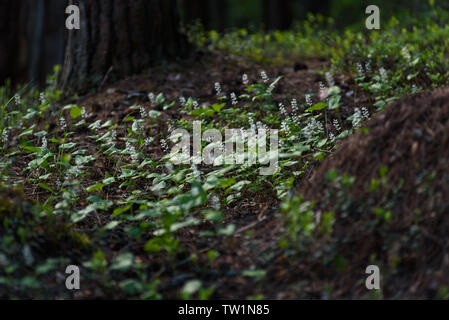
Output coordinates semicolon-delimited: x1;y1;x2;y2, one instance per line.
210;0;226;31
59;0;189;94
180;0;211;29
0;0;66;86
262;0;292;31
306;0;331;16
0;1;25;85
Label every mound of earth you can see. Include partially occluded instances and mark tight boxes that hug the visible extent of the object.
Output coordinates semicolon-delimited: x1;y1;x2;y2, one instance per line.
0;186;91;299
277;88;449;299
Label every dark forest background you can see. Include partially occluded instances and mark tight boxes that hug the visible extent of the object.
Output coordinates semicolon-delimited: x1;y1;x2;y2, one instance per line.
0;0;442;87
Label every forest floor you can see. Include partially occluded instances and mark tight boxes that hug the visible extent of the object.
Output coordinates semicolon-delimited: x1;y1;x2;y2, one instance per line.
56;52;336;299
74;52;449;299
3;15;449;299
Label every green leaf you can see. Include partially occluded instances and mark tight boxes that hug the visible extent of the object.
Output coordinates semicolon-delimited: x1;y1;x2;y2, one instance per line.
242;270;266;277
148;110;161;118
18;128;34;138
70;105;83;119
38;182;55;194
155;93;165;105
101;120;114;128
113;204;132;217
191;108;216;118
102;177;116;185
170;218;200;232
306;102;327;112
181;280;202;297
327;86;341;96
328;95;341;110
104;221;121;230
211;103;226;113
110;252;134;271
75;155;95;166
373;100;386;110
228;180;251;192
86;183;104;192
33;131;48;138
217;224;235;236
59;142;76;149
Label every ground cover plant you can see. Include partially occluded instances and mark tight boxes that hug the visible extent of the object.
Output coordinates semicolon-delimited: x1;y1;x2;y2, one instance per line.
1;3;449;299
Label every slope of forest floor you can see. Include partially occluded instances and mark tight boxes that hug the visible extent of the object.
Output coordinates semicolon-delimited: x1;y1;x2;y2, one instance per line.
2;12;449;299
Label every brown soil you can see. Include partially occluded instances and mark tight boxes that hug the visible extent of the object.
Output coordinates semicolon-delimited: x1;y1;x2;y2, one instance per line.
272;87;449;299
6;50;434;299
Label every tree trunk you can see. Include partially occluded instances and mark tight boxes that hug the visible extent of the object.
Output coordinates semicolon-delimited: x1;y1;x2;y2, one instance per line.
210;0;226;31
262;0;292;31
59;0;189;94
179;0;211;30
0;1;25;85
0;0;66;86
306;0;331;16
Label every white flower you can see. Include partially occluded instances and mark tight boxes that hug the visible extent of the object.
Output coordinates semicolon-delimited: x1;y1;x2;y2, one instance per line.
365;61;372;73
319;81;326;93
260;71;269;83
148;92;156;104
41;136;47;149
281;120;291;137
352;108;362;128
242;74;249;85
361;107;370;119
401;47;411;62
39;92;47;105
1;129;9;144
230;92;238;105
215;82;222;95
125;141;139;162
59;117;67;130
81;107;89;119
303;118;323;139
333;119;341;132
379;67;388;83
210;194;221;210
305;94;313;107
256;121;267;131
160;139;169;152
14;94;21;105
325;72;335;87
279;103;288;117
144;137;154;146
179;96;186;105
356;63;364;77
140;106;147;118
193;100;199;108
291;99;298;113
